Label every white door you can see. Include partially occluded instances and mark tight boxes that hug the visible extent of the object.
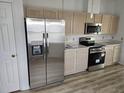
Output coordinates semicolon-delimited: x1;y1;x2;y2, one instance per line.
0;3;19;93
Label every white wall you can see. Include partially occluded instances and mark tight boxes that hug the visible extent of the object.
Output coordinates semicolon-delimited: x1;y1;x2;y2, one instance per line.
23;0;88;11
23;0;116;14
23;0;117;14
114;0;124;64
100;0;116;15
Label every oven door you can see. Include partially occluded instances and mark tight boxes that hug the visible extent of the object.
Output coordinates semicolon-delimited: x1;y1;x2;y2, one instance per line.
88;52;106;67
85;23;102;34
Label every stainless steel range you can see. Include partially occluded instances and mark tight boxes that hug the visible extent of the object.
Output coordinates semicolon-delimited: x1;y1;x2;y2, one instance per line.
88;44;106;71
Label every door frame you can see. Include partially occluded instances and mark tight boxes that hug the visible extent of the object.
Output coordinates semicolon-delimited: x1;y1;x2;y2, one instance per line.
0;0;30;91
12;0;30;90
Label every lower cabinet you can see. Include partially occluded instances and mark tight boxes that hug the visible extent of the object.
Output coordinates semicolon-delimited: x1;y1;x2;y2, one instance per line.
76;48;88;73
64;49;76;75
113;44;121;63
105;45;114;66
64;48;88;76
105;44;121;66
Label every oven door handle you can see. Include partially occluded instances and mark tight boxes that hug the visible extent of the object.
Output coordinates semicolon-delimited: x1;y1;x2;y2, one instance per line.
90;51;106;54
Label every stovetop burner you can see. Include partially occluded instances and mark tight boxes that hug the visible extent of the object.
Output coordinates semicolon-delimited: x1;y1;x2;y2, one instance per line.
89;43;105;48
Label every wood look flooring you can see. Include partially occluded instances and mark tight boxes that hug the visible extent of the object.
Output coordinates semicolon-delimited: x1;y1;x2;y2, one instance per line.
17;64;124;93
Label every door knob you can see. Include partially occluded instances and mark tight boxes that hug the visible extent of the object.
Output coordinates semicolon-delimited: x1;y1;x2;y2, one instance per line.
11;54;16;58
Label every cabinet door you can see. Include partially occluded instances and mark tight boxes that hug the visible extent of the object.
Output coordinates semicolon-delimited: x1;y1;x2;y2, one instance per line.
94;14;103;23
26;7;44;18
64;49;76;76
73;11;86;35
60;10;73;36
101;15;112;34
113;44;121;63
44;8;59;19
86;13;95;23
110;16;119;34
76;48;88;73
105;45;114;66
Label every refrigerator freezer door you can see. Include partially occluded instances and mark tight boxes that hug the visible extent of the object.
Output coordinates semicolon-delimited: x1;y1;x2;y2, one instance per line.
26;18;47;88
46;19;65;84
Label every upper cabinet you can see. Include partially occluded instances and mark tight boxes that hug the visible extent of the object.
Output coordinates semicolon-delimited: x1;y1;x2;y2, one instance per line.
86;13;95;23
59;10;74;36
73;11;86;35
44;8;59;19
94;14;103;23
109;16;119;34
101;15;119;34
86;13;103;23
24;7;119;35
101;15;112;34
25;7;44;18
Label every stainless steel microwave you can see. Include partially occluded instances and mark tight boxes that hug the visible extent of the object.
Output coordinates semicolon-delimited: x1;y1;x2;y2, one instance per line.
84;23;102;34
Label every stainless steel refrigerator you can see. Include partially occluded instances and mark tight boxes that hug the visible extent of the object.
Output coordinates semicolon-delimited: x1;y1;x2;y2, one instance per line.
25;18;65;88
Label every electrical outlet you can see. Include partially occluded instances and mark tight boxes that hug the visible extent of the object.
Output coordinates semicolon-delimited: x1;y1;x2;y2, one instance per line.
112;36;114;39
102;36;104;40
121;37;123;41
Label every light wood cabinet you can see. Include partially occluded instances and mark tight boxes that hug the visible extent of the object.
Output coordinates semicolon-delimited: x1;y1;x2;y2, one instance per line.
101;15;112;34
94;14;103;23
44;8;59;19
105;44;121;66
73;11;86;35
86;13;103;23
24;7;119;35
105;45;114;66
86;13;95;23
64;48;88;76
26;7;44;18
76;48;88;73
110;16;119;34
113;44;121;63
64;49;76;76
59;10;73;36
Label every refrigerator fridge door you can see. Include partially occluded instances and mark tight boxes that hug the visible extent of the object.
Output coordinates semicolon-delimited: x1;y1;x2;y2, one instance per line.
46;19;65;84
25;18;47;88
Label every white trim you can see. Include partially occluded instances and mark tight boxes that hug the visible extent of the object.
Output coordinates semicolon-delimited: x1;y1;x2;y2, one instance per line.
0;0;12;3
11;0;29;90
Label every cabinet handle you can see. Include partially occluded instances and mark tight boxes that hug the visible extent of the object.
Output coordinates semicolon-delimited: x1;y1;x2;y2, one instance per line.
11;54;16;58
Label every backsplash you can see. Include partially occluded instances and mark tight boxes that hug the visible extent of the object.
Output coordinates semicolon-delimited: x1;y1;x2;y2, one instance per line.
65;35;114;46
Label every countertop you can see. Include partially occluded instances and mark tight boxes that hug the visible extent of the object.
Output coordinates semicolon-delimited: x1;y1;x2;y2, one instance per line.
97;40;122;45
65;45;88;50
65;40;122;50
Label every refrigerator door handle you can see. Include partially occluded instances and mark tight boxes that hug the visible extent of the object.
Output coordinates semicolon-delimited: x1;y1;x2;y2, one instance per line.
43;33;46;59
47;33;48;38
46;33;49;54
